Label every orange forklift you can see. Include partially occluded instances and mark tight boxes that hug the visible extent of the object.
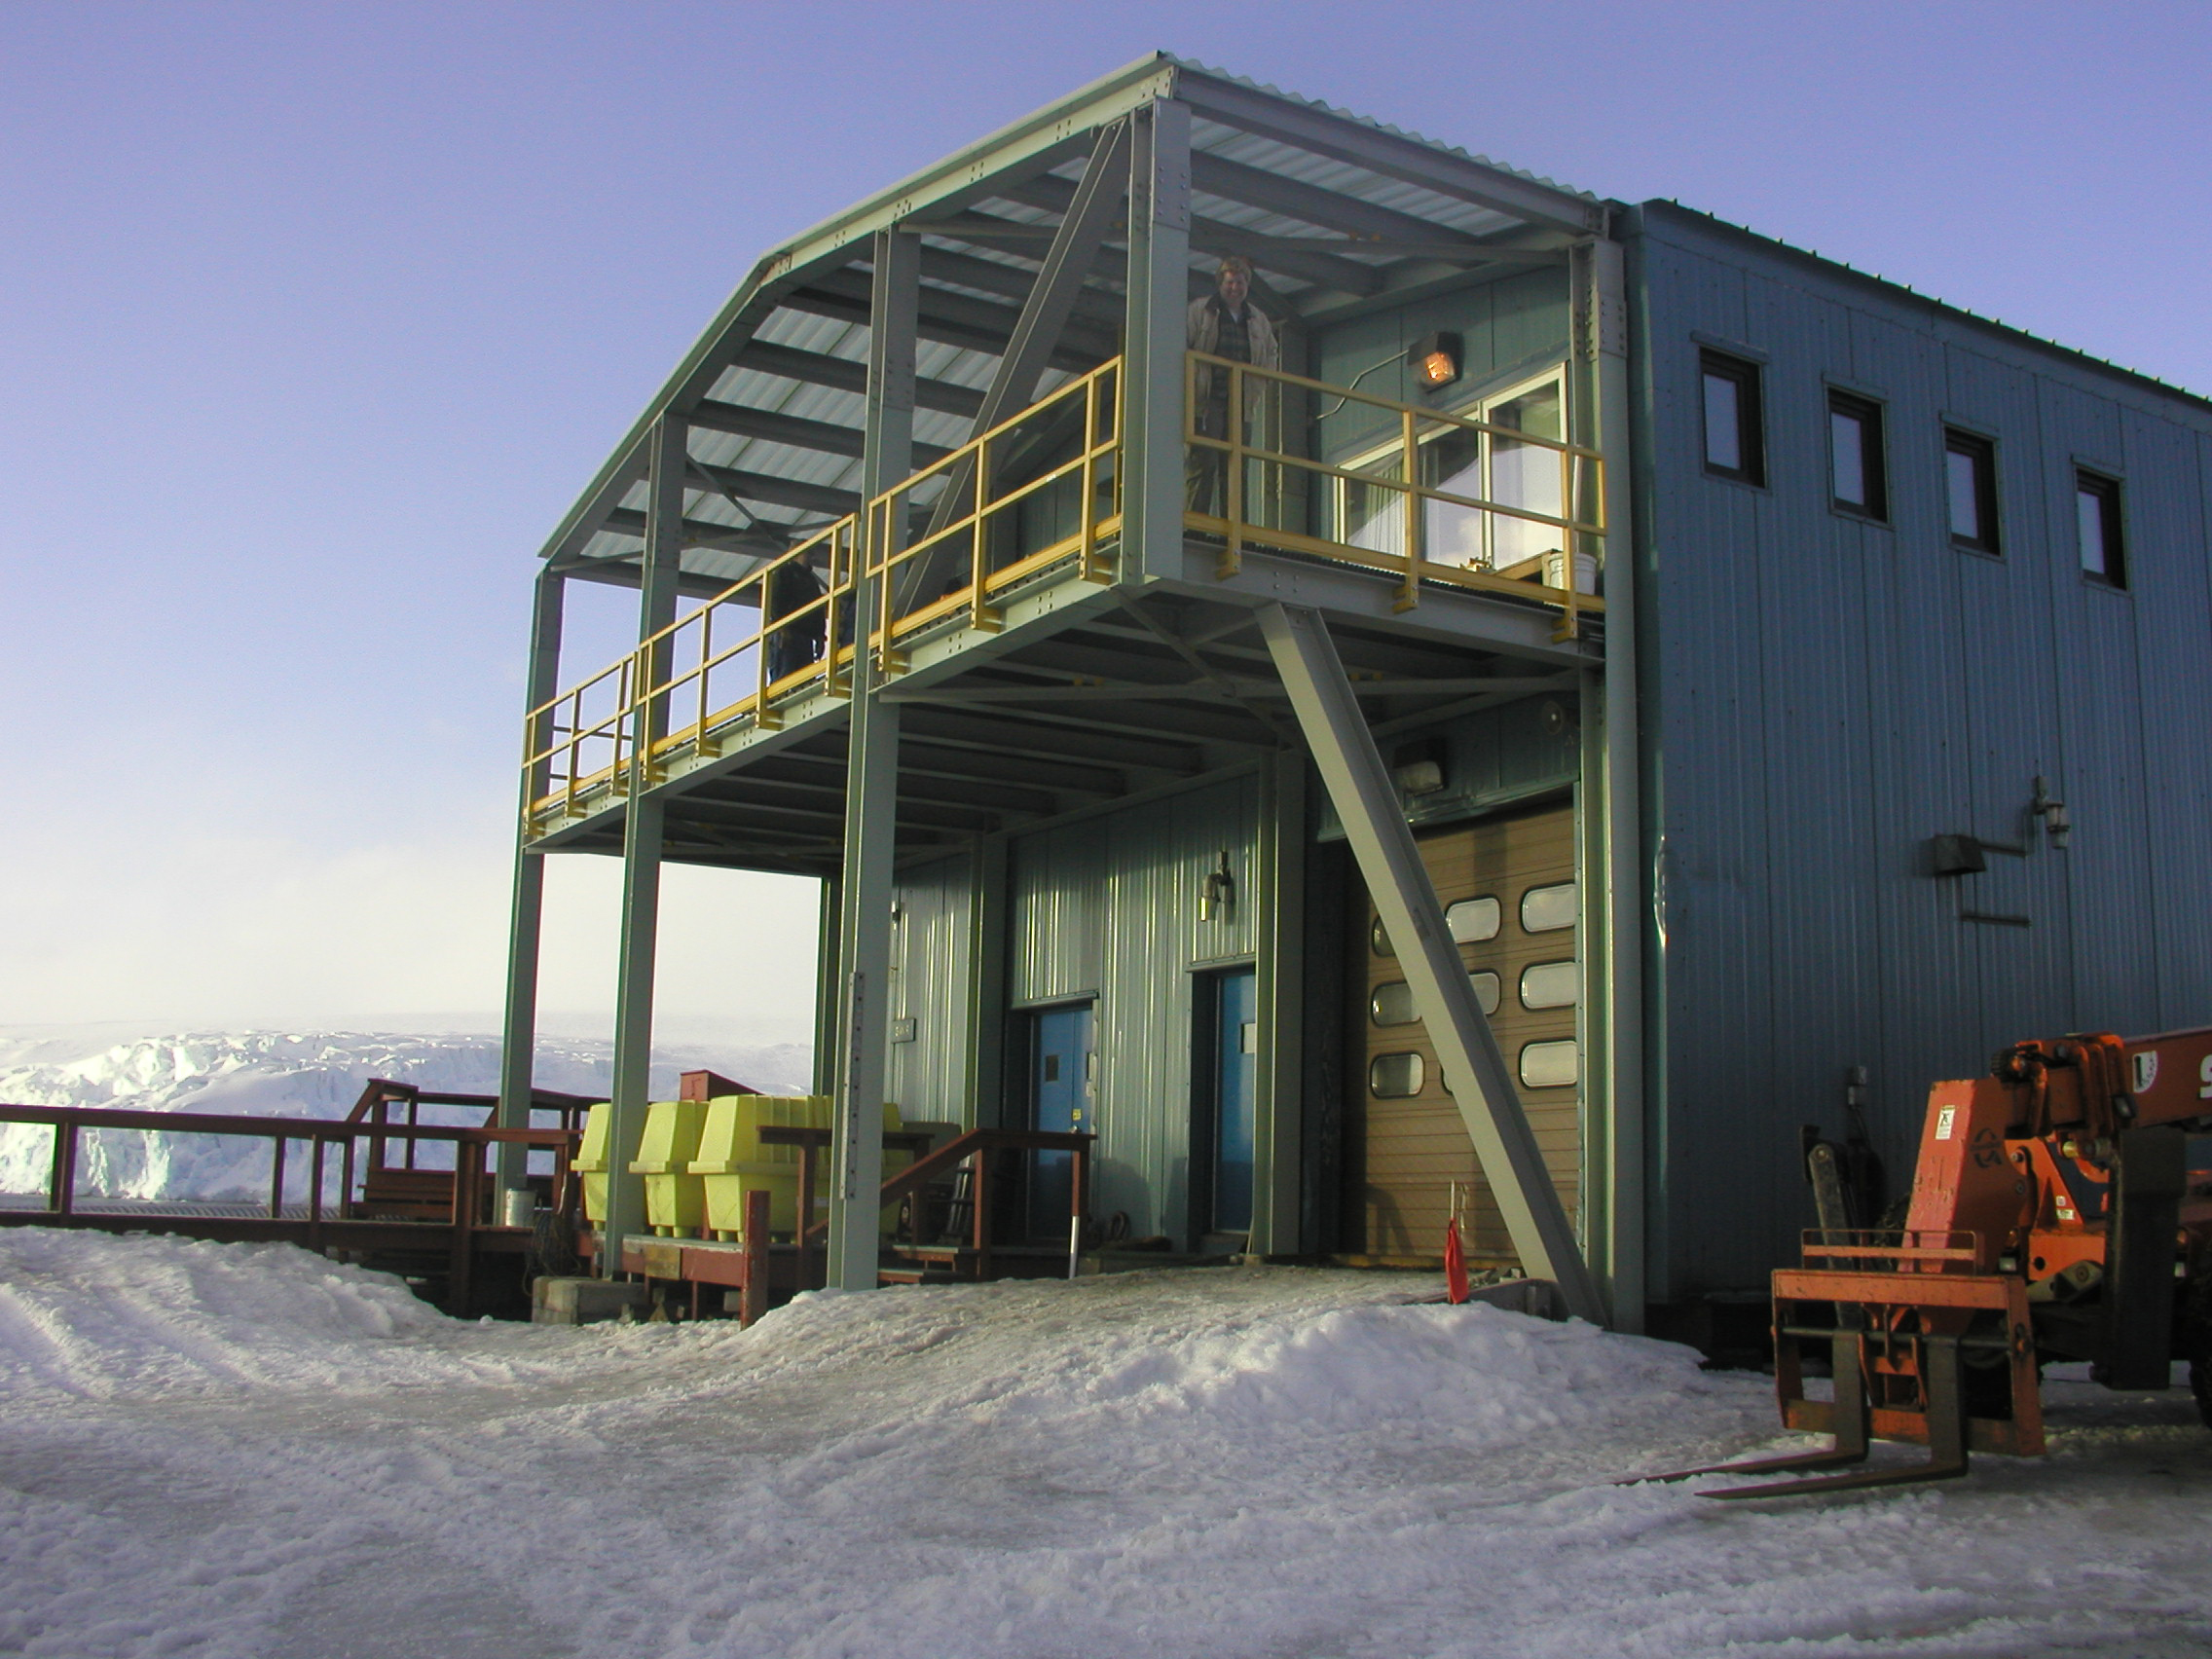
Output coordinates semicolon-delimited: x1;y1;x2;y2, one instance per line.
1641;1025;2212;1498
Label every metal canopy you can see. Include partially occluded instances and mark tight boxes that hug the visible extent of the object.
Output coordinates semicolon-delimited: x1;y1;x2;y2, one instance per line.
535;54;1602;596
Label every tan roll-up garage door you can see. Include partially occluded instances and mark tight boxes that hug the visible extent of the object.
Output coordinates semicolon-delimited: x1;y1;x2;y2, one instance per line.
1350;802;1580;1263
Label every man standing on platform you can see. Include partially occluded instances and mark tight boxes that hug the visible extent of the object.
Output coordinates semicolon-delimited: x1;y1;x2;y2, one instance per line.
1185;255;1278;520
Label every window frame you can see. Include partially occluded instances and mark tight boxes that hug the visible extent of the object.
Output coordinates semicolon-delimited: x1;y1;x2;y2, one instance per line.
1329;364;1570;573
1944;427;2002;556
1699;350;1766;487
1826;389;1889;522
2076;468;2127;589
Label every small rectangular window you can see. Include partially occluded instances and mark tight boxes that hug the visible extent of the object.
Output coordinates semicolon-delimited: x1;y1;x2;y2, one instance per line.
1370;1052;1424;1099
1945;429;2000;553
1701;351;1764;485
1828;391;1887;520
1445;897;1499;943
2077;471;2125;587
1520;881;1577;934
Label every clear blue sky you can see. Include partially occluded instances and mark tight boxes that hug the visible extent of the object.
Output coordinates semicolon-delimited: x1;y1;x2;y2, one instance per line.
2;0;2204;1044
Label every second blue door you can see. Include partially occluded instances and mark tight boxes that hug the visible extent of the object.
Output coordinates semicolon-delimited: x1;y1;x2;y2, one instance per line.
1029;1003;1092;1238
1211;968;1257;1235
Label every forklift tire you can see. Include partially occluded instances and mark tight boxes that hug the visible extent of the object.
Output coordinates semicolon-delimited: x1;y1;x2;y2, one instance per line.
2183;1271;2212;1432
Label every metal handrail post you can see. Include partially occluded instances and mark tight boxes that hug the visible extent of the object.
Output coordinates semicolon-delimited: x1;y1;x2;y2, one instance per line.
1396;407;1422;612
1225;362;1246;578
50;1122;77;1215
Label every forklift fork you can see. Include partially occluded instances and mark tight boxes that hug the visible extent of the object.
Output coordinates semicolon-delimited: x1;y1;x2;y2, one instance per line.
1620;1331;1975;1499
1702;1334;1970;1498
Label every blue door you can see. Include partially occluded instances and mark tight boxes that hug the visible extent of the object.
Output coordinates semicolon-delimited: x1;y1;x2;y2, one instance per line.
1028;1003;1092;1238
1212;969;1258;1234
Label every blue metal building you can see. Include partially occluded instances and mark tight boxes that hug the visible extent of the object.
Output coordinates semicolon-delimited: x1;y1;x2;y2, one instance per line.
496;57;2212;1326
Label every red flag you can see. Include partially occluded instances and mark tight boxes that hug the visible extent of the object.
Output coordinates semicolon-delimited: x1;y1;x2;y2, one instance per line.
1444;1217;1469;1306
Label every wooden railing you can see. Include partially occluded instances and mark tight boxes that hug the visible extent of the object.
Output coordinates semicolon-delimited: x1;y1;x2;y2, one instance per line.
0;1101;580;1225
763;1124;1093;1287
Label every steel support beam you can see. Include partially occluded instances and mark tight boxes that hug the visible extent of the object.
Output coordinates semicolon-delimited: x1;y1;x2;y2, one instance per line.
1123;97;1192;584
1173;70;1605;237
828;227;917;1292
967;836;1011;1131
599;417;686;1272
733;341;984;419
903;120;1130;607
1585;233;1645;1329
1250;748;1306;1257
685;398;953;469
1189;152;1490;251
1258;602;1603;1321
602;793;664;1267
639;417;686;732
497;566;566;1194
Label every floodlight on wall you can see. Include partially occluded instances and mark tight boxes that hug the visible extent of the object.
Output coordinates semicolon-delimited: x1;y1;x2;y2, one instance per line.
1392;736;1448;797
1199;850;1236;921
2032;776;2072;849
1408;331;1463;390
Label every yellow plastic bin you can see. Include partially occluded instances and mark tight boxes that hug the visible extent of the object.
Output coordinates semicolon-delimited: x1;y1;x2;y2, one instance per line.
628;1099;710;1235
687;1097;910;1240
573;1101;614;1230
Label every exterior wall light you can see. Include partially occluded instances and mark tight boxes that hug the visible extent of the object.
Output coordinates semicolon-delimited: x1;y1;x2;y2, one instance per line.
1408;331;1462;389
1199;851;1236;920
1392;736;1447;796
2033;776;2071;849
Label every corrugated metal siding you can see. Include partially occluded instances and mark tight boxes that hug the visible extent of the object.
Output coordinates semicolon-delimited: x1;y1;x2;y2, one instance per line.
1311;270;1570;461
2126;414;2212;1025
1009;777;1260;1243
1313;694;1577;841
888;853;975;1128
1633;207;2212;1298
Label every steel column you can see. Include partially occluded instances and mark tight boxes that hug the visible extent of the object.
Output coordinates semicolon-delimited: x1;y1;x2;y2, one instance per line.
1258;602;1603;1321
967;836;1011;1130
1122;97;1192;584
812;876;842;1097
1249;749;1306;1257
498;565;566;1194
598;417;686;1272
1587;233;1645;1329
828;227;918;1292
907;119;1129;598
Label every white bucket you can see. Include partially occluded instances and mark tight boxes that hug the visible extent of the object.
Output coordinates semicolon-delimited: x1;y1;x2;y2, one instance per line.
1543;551;1600;595
501;1188;535;1229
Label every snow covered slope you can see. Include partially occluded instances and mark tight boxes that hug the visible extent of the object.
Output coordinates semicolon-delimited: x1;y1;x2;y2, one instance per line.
3;1230;2209;1658
0;1031;809;1199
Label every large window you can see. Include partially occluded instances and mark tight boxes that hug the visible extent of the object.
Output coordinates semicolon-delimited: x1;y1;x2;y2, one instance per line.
1700;350;1764;484
2078;470;2125;587
1945;428;2001;554
1337;368;1567;572
1828;391;1888;520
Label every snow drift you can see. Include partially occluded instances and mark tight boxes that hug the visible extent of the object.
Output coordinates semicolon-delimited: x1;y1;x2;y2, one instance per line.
3;1231;2210;1657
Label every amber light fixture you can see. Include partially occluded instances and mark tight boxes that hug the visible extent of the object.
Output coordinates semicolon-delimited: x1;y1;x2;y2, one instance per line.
1408;330;1462;389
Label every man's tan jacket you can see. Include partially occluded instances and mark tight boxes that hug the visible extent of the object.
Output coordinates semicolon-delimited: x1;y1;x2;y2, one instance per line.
1186;294;1281;375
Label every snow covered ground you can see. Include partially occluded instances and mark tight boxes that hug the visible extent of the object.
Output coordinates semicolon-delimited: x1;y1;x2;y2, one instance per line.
0;1032;810;1201
3;1231;2209;1659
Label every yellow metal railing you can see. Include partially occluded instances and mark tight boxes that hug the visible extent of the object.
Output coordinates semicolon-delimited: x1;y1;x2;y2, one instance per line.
1183;350;1605;640
523;349;1610;827
866;357;1122;669
523;514;864;822
524;359;1124;823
